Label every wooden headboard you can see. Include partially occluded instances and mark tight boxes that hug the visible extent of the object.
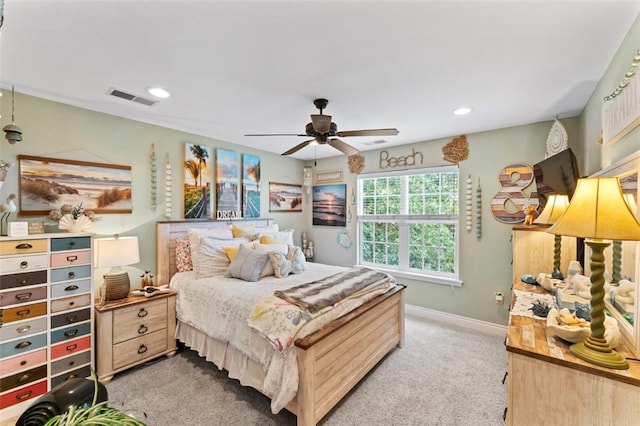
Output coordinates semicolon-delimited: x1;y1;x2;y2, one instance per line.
155;219;274;286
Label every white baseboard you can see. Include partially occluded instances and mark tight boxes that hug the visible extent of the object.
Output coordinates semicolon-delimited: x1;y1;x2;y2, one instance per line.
405;303;507;337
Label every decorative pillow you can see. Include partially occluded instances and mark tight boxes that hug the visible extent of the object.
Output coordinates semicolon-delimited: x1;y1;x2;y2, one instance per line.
253;242;289;277
188;227;235;268
269;246;306;278
194;236;247;278
259;229;294;246
226;244;270;282
175;238;193;272
231;224;258;239
224;241;256;261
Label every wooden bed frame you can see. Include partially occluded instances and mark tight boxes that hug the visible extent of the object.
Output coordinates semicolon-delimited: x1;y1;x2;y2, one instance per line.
156;219;405;426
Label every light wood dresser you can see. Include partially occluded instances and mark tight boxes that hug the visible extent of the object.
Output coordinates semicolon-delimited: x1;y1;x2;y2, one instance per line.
505;226;640;425
94;291;177;383
0;233;94;421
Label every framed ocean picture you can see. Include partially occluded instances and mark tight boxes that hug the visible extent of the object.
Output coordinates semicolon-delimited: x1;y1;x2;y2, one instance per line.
18;155;132;215
312;184;346;226
215;148;239;218
183;143;211;219
269;182;303;212
242;153;261;217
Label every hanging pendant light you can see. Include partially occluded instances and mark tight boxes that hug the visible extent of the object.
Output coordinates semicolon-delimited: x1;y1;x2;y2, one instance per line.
3;85;22;144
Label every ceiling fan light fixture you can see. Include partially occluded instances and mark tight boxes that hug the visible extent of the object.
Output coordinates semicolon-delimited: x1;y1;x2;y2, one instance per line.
146;87;171;98
311;114;332;133
309;140;318;146
453;106;472;116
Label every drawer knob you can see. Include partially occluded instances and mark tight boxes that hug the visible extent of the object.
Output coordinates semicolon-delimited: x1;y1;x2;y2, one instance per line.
68;271;76;279
18;278;31;285
66;315;78;323
15;292;33;301
15;341;32;349
64;285;79;291
20;360;27;366
138;344;148;354
138;324;148;334
20;261;28;269
64;329;79;338
138;308;148;318
15;243;33;250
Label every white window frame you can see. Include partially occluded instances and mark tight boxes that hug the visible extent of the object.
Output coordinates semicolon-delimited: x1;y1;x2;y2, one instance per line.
356;165;462;287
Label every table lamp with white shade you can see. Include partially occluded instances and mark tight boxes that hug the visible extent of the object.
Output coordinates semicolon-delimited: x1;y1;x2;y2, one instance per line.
548;177;640;369
94;235;140;301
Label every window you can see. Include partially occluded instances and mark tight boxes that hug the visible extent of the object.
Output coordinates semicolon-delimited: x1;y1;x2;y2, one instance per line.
357;166;460;285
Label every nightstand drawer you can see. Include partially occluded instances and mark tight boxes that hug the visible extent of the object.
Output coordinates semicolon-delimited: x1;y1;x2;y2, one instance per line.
0;285;47;307
0;270;47;291
50;250;91;267
51;308;91;329
0;317;47;342
0;302;47;324
112;329;167;370
51;293;92;313
0;239;47;256
0;254;48;274
113;299;166;332
0;349;47;375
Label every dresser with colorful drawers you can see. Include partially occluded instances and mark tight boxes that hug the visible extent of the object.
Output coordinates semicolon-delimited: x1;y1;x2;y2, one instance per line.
0;233;94;421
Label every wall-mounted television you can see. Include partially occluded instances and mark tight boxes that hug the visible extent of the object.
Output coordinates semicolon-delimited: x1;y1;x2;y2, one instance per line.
533;148;580;205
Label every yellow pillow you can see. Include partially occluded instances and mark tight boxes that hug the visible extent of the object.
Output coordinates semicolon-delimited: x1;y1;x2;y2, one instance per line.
231;224;256;238
223;246;241;261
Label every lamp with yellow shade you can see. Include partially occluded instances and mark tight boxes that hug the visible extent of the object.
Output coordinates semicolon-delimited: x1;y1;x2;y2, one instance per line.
548;177;640;369
534;194;570;275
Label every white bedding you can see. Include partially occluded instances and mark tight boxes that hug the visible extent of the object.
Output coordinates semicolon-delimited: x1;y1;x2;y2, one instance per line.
170;262;371;412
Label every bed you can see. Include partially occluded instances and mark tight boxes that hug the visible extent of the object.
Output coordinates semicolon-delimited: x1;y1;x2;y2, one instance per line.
156;219;405;426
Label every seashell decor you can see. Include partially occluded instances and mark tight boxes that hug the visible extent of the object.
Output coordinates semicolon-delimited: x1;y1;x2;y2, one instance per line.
442;134;469;164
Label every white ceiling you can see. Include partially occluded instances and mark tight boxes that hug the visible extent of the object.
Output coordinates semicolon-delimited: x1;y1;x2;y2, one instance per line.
1;0;639;160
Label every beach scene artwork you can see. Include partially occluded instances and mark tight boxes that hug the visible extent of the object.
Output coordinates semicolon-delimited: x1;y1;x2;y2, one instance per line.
269;182;303;212
242;154;260;217
313;184;346;226
18;155;132;215
183;143;211;219
216;148;239;217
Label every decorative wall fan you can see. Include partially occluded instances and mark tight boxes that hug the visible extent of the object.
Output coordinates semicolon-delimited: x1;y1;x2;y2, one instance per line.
245;98;399;156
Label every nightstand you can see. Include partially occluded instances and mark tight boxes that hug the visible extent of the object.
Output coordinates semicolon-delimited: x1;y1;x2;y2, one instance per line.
94;290;177;384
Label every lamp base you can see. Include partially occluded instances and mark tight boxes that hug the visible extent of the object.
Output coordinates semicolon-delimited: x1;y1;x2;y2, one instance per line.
104;272;130;301
570;336;629;370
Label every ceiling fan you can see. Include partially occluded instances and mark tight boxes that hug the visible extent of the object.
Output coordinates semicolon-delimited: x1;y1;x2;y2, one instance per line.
245;98;399;156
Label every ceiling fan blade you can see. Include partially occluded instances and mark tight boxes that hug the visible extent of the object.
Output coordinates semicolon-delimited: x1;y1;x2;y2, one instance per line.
245;133;307;137
336;128;399;137
281;139;315;156
328;138;359;156
311;114;332;133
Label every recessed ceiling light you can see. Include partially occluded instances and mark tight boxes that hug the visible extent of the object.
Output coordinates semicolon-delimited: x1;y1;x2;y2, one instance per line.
147;87;170;98
453;106;472;116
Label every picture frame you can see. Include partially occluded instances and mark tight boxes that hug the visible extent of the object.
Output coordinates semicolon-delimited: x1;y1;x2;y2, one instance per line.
315;169;343;184
312;184;346;227
18;155;132;216
183;143;212;219
215;148;240;218
242;153;261;217
269;182;303;212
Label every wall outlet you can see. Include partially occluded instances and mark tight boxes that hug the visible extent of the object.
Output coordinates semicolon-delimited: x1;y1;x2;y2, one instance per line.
495;292;504;305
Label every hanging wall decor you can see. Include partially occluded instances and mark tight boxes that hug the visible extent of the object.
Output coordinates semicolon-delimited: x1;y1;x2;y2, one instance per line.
150;144;157;212
165;153;172;219
215;148;240;219
442;134;469;164
348;154;365;174
465;175;472;232
490;163;539;224
545;118;568;158
183;143;211;219
241;154;261;217
476;178;482;240
602;49;640;145
313;184;346;227
269;182;302;212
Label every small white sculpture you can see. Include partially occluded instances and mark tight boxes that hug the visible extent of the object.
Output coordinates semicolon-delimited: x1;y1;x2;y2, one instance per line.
571;273;592;299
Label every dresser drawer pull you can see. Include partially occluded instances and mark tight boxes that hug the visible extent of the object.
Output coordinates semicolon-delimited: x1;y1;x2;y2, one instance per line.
16;390;33;401
66;315;78;323
138;324;148;334
15;341;32;349
137;344;148;354
19;277;31;285
17;373;32;384
66;344;78;352
68;361;76;367
69;301;75;307
20;360;27;366
16;325;31;333
68;241;76;247
15;243;33;250
137;308;148;318
66;255;78;263
17;309;31;317
64;329;79;338
64;284;79;291
15;292;33;301
67;271;76;279
20;261;28;269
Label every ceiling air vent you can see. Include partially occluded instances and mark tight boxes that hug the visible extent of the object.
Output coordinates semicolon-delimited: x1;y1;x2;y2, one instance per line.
107;87;157;106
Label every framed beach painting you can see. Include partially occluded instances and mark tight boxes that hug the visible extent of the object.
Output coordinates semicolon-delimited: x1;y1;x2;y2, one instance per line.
183;143;211;219
242;154;261;217
215;148;240;218
269;182;303;212
18;155;132;215
312;184;346;226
